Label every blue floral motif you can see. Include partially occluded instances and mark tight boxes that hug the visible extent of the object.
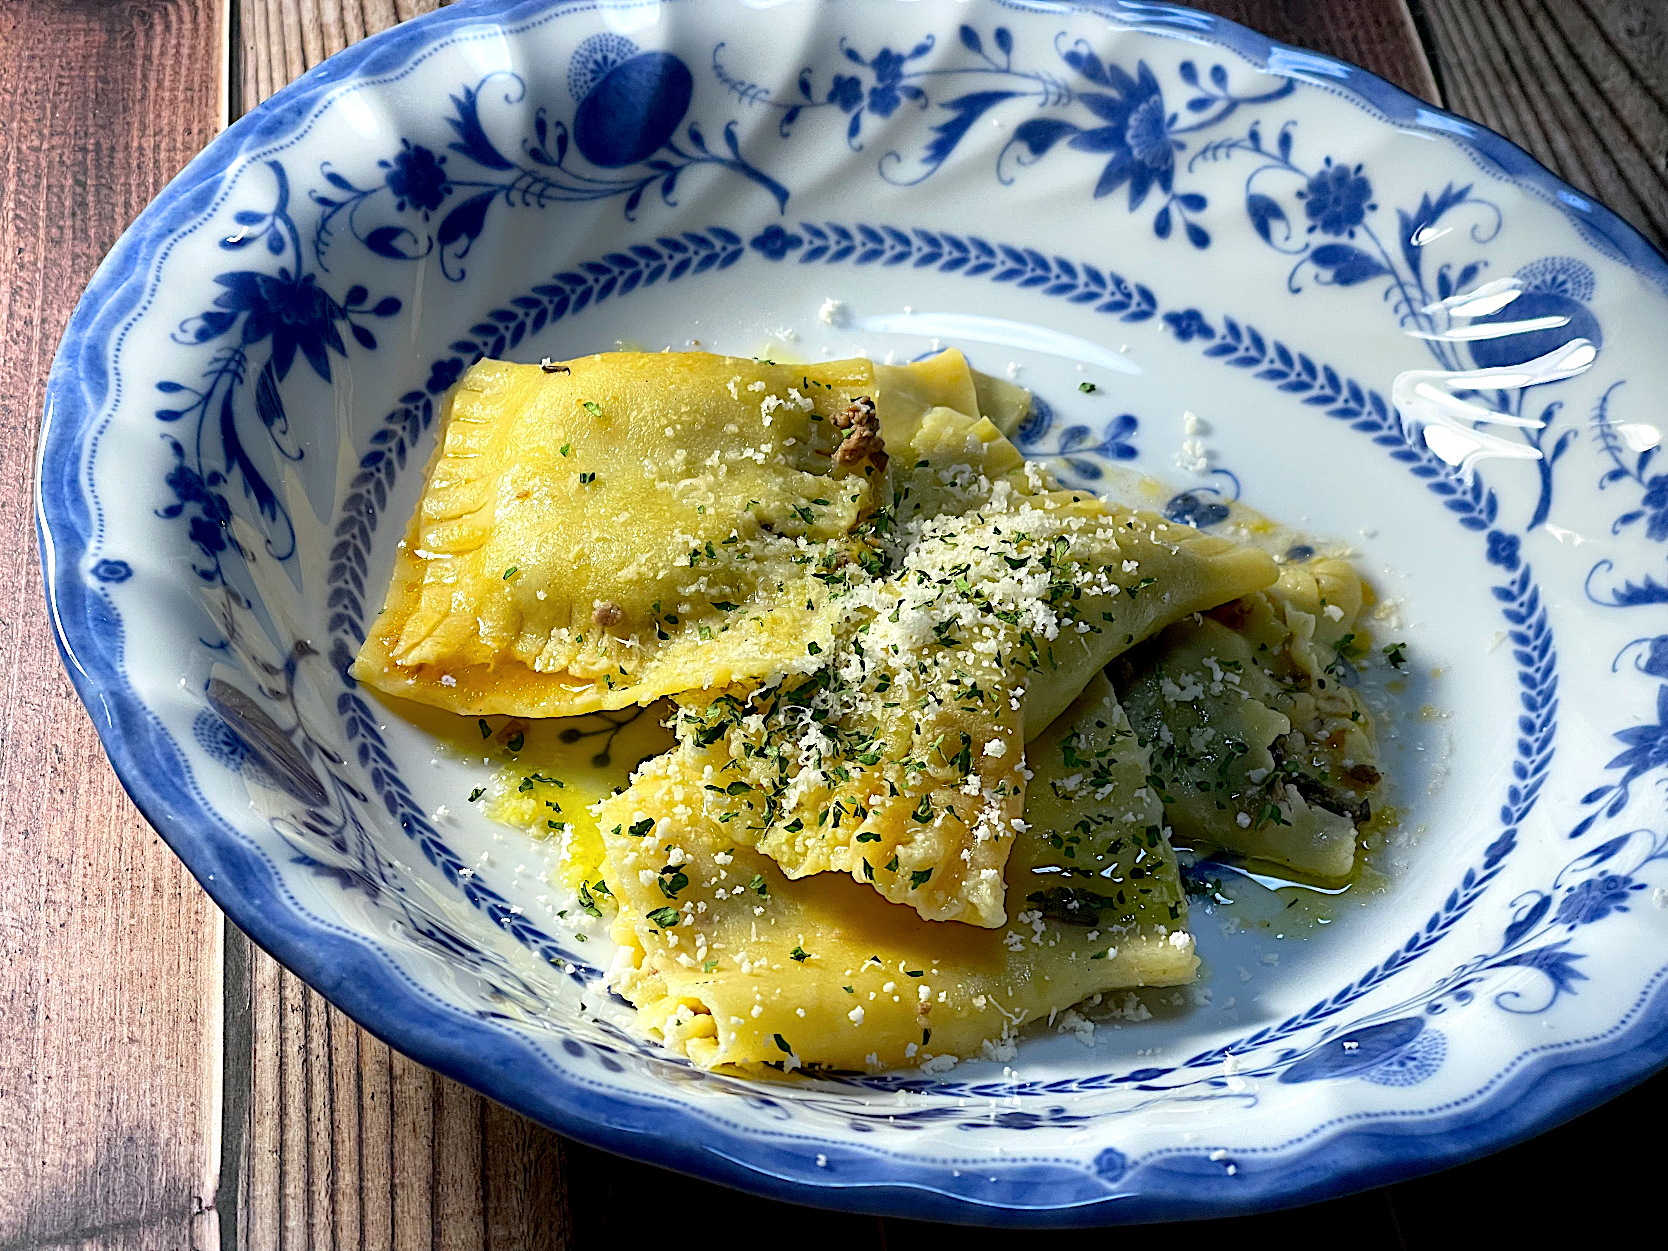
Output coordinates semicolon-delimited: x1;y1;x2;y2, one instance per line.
90;559;131;583
826;74;863;114
1555;873;1643;926
566;32;639;101
425;357;466;396
381;140;452;214
1616;635;1668;679
313;61;786;279
1642;477;1668;539
193;708;248;770
1279;1017;1428;1084
1584;383;1668;607
1297;157;1375;237
716;26;1293;248
1093;1147;1128;1182
1470;258;1602;370
860;45;920;120
1162;308;1214;342
1015;412;1139;482
1194;105;1615;532
1360;1027;1445;1087
748;224;803;260
153;162;399;580
1486;530;1521;570
1165;491;1231;528
1582;686;1668;822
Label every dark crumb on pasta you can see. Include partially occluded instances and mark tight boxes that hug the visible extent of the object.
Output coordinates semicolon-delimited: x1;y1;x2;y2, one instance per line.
832;396;887;471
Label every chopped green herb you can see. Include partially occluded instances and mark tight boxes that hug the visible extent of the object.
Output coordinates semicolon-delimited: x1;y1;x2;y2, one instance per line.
749;873;770;898
789;946;810;962
581;400;603;417
505;732;524;753
502;566;518;580
559;443;572;456
478;719;492;739
628;817;655;837
702;958;718;973
1383;641;1409;669
578;471;597;485
645;905;680;928
576;883;602;918
467;787;484;802
773;1033;792;1054
909;868;932;889
1079;381;1097;393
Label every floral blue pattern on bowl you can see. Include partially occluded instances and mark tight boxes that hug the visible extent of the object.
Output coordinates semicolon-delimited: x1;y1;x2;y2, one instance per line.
38;0;1668;1223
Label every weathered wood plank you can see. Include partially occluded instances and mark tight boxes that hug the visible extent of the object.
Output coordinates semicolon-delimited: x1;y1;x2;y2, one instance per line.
1417;0;1668;249
1203;0;1442;103
236;0;445;113
0;1;228;1248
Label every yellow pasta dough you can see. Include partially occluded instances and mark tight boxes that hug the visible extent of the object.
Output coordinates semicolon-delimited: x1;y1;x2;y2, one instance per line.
597;674;1194;1071
1113;558;1382;879
353;353;886;717
656;406;1276;927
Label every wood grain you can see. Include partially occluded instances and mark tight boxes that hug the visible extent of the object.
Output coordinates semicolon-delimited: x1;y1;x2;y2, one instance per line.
235;0;445;113
1417;0;1668;250
1201;0;1442;103
0;2;228;1249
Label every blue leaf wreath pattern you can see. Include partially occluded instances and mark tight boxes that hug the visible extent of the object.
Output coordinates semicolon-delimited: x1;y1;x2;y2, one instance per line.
312;37;787;280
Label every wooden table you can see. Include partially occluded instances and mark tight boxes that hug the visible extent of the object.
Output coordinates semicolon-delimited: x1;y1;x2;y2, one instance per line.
2;2;1663;1246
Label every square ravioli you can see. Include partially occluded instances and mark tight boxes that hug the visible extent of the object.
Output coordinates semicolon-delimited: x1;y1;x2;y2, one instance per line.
353;353;884;716
658;406;1277;927
598;674;1195;1072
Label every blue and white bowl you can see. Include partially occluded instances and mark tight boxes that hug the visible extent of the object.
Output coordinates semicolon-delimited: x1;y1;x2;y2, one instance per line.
39;0;1668;1223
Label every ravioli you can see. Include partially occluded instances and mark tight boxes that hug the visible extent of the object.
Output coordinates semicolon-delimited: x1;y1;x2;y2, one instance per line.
597;674;1194;1071
657;406;1276;927
352;353;886;717
1113;558;1382;879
